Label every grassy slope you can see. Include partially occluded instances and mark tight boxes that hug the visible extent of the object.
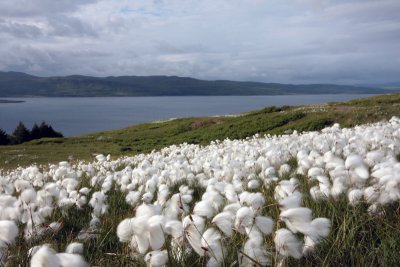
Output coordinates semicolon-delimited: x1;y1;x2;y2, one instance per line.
2;93;400;266
1;93;400;169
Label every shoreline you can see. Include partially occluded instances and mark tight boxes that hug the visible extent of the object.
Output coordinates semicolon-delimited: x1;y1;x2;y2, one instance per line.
0;99;25;104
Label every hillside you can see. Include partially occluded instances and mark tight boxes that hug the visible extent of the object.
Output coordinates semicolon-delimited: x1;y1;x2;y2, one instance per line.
1;93;399;169
1;94;400;266
0;71;391;97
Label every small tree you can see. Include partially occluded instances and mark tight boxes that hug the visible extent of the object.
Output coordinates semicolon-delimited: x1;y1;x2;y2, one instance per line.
31;123;41;140
38;121;63;138
0;129;10;145
12;122;31;144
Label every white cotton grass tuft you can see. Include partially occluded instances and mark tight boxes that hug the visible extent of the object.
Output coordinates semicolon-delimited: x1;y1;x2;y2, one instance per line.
135;203;161;218
280;207;312;234
201;227;223;264
247;179;260;189
65;242;84;254
126;191;141;206
364;186;379;203
254;216;274;235
0;220;19;264
164;220;183;239
212;212;234;237
30;245;89;267
95;154;106;162
201;190;224;211
235;207;255;230
144;250;168;267
183;215;205;256
345;154;365;169
223;203;241;215
135;232;151;254
147;215;166;250
241;237;270;266
248;192;265;211
193;200;216;218
348;189;364;206
308;218;331;242
117;218;136;242
279;193;302;211
310;186;327;201
79;187;91;195
275;179;299;201
308;167;324;178
274;228;303;259
278;163;291;177
20;188;37;204
57;252;89;267
48;222;63;234
303;235;317;255
142;192;154;203
30;245;60;267
0;220;19;245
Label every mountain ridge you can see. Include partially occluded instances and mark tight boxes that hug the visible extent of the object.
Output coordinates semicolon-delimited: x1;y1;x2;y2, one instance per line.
0;71;392;97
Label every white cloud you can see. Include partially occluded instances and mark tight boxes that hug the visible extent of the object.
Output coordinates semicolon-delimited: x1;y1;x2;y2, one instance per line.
0;0;399;84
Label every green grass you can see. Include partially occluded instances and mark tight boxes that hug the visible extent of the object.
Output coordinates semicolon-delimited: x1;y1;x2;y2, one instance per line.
2;93;400;170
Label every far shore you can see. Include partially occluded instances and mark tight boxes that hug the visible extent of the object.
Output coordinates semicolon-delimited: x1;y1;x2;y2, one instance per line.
0;99;25;104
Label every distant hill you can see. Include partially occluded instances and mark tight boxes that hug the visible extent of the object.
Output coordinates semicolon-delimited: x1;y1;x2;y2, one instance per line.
0;71;392;97
364;82;400;91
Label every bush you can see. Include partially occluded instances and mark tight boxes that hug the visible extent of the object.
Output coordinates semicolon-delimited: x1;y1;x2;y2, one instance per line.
0;129;10;145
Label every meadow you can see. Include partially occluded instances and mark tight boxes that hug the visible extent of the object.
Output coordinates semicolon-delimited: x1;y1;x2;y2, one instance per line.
1;93;400;169
1;94;400;266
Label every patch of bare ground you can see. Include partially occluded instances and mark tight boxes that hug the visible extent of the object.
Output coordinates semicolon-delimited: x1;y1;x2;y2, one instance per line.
190;119;224;129
293;104;328;113
333;105;356;112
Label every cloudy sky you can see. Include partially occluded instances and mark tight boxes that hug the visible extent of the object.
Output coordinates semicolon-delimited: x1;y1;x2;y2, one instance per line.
0;0;399;84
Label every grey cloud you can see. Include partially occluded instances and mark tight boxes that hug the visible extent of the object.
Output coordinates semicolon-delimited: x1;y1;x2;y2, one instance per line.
0;19;44;38
0;0;399;84
0;0;98;17
47;15;98;37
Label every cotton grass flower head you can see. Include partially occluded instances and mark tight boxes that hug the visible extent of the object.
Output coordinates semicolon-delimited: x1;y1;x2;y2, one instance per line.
183;215;205;256
65;242;84;254
254;216;274;235
212;211;234;237
56;252;89;267
307;217;331;243
279;193;302;211
117;218;136;243
279;207;312;234
0;220;19;246
144;250;168;267
193;200;216;218
30;245;60;267
147;215;166;250
235;207;255;233
0;220;19;264
201;227;224;264
347;189;364;206
164;219;184;239
274;228;303;259
241;235;270;267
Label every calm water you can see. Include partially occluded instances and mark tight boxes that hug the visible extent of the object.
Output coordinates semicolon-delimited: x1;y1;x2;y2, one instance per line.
0;95;374;136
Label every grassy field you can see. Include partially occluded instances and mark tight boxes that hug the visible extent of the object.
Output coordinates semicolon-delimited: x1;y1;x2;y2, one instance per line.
1;93;400;169
2;93;400;266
